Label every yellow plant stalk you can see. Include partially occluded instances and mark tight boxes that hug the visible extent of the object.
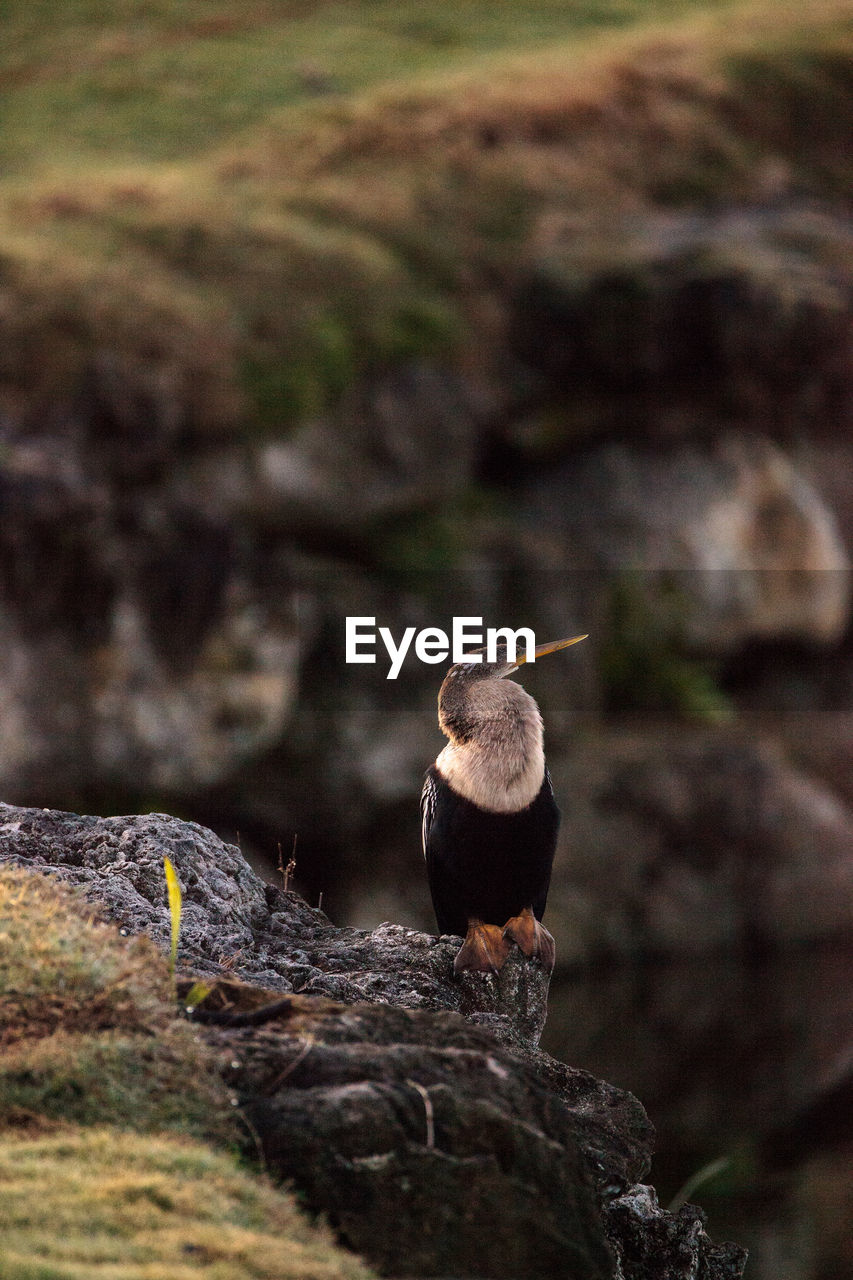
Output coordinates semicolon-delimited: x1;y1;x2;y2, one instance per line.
163;857;181;980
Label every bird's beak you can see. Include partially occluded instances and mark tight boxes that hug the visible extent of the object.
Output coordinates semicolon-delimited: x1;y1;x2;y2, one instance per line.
517;633;588;665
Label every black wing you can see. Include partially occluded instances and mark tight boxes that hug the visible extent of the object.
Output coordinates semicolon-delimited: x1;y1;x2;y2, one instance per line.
422;763;560;936
420;770;438;861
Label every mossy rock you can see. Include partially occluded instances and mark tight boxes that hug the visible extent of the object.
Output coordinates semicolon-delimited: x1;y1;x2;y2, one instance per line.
0;1127;375;1280
513;207;851;441
0;1028;232;1139
0;866;376;1277
0;868;230;1142
0;868;172;1045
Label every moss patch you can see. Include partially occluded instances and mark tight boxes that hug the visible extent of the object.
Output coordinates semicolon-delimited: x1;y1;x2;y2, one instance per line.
0;869;171;1045
0;1127;375;1279
0;868;232;1141
600;576;734;724
0;1028;231;1139
0;868;376;1275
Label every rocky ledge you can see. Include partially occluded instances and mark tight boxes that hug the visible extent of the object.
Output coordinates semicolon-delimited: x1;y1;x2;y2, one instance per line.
0;802;746;1279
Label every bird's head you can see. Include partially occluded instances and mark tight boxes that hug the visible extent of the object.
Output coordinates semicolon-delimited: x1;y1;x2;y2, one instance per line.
443;633;588;686
438;633;587;743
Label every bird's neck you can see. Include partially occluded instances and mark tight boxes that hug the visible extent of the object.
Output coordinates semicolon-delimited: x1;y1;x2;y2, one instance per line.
436;679;545;814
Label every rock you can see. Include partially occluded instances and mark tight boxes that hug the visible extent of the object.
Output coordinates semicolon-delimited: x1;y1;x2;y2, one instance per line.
0;435;303;797
511;206;852;443
2;307;851;939
256;360;480;530
527;434;850;653
89;570;300;791
802;439;853;561
606;1186;748;1280
210;997;615;1279
775;710;853;809
0;802;746;1279
545;728;853;961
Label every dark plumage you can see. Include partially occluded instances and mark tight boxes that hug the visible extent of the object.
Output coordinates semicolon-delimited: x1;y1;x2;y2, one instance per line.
422;764;558;938
420;633;586;973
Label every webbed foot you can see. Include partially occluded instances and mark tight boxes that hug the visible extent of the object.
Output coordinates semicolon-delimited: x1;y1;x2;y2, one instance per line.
454;918;512;974
502;906;556;972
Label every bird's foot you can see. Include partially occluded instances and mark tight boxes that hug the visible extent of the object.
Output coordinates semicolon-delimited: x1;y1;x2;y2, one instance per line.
502;907;556;973
454;919;512;975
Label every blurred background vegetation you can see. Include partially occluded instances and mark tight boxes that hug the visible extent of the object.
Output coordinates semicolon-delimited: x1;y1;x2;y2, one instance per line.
1;1;852;1276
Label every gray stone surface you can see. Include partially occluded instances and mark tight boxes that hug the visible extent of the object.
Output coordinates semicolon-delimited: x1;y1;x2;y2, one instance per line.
606;1186;749;1280
527;434;850;651
570;730;853;953
210;999;616;1279
0;802;747;1279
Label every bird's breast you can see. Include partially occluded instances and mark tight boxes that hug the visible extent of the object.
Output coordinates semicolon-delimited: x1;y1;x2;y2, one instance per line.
434;740;545;814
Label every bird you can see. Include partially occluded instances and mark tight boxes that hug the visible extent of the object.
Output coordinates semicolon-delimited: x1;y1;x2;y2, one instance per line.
420;633;587;975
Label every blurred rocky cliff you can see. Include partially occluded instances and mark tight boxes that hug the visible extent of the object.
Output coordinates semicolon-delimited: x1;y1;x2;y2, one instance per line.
1;2;852;959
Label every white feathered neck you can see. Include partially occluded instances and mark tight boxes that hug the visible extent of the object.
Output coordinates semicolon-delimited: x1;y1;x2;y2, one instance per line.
435;677;545;813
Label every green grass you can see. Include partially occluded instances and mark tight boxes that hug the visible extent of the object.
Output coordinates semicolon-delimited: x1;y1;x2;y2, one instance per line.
0;1128;376;1279
0;0;849;440
0;869;231;1141
1;0;742;171
0;868;377;1277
